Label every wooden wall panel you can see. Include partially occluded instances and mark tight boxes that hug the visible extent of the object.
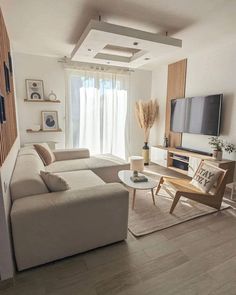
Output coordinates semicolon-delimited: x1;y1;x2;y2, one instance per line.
0;9;17;166
165;59;187;147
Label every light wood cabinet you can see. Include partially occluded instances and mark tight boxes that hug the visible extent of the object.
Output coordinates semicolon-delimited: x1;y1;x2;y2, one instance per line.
151;146;168;168
151;145;235;184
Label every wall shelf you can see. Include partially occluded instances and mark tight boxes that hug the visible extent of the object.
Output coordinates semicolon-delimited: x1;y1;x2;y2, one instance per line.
24;99;61;103
26;128;62;133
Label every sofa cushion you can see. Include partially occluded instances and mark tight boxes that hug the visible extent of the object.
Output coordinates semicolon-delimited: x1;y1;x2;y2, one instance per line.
18;146;41;157
34;143;55;166
46;154;128;173
40;171;70;192
55;170;105;190
11;154;49;201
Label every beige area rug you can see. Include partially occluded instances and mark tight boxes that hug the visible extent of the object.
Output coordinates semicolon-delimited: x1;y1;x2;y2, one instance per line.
128;187;230;237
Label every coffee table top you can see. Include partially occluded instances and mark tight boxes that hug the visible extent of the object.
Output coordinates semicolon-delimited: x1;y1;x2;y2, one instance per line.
118;170;157;190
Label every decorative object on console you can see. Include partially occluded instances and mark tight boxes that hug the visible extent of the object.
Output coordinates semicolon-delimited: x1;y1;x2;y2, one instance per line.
26;79;44;101
163;134;169;148
47;90;57;101
209;137;236;161
41;110;59;131
135;99;158;165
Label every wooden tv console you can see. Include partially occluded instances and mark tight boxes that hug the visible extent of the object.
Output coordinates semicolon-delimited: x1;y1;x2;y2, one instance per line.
150;145;235;184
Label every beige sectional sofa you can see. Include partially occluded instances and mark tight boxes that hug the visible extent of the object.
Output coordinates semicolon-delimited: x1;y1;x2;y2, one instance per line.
10;146;130;270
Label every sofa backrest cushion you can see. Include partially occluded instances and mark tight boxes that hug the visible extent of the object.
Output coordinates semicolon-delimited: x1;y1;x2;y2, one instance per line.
11;148;49;201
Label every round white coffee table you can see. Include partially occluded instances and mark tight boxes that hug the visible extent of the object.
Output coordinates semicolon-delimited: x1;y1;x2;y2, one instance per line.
118;170;157;209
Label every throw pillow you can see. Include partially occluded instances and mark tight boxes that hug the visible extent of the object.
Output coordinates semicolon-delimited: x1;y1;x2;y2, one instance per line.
190;163;222;193
34;143;55;166
40;171;70;192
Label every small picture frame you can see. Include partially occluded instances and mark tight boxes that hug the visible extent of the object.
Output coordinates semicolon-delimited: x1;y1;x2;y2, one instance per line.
26;79;44;101
41;111;59;131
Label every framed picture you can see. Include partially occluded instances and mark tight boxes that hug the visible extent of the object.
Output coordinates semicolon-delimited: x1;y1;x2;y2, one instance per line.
26;79;44;101
4;62;10;93
41;111;59;131
0;95;6;124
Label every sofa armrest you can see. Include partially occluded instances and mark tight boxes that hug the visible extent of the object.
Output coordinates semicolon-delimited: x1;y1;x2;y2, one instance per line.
11;183;129;270
53;148;90;161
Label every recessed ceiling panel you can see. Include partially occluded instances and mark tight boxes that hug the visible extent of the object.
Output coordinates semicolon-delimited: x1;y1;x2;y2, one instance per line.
71;20;182;68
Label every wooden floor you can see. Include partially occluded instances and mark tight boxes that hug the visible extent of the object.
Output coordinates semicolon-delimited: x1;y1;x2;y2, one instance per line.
1;164;236;295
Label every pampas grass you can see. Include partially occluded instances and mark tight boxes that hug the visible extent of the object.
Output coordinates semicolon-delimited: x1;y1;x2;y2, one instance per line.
135;100;158;142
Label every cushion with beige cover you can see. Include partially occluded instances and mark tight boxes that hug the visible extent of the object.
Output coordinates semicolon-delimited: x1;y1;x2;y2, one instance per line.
190;163;222;193
40;171;70;192
34;143;55;166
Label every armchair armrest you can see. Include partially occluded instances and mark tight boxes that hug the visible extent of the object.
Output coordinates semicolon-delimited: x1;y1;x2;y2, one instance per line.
53;148;90;161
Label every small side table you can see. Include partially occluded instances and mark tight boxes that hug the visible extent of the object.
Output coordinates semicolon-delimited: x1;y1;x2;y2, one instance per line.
118;170;157;209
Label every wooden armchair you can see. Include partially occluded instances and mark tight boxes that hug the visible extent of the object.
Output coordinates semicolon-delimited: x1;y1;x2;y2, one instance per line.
155;161;228;214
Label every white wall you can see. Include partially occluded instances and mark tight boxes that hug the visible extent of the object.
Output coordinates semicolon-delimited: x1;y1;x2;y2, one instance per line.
13;53;152;154
151;40;236;162
13;52;66;148
128;70;152;156
150;65;168;147
183;40;236;161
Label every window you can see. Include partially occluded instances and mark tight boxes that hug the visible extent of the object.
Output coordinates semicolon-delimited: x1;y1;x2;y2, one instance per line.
66;70;129;159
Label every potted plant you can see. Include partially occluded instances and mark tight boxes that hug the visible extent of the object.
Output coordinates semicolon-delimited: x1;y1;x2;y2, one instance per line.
209;137;236;160
135;99;158;165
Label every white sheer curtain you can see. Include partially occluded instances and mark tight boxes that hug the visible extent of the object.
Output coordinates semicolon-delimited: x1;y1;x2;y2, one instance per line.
65;69;129;159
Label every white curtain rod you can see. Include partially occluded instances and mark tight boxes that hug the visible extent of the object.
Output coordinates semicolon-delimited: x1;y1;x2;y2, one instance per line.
58;57;134;74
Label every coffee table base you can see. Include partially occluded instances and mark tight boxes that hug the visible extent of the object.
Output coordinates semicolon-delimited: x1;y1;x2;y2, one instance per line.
132;188;156;210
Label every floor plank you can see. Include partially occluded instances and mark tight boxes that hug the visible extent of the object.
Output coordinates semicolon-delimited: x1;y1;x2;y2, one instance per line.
1;163;236;295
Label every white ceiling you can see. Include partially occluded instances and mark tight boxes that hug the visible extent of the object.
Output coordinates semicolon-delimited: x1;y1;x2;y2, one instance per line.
0;0;235;69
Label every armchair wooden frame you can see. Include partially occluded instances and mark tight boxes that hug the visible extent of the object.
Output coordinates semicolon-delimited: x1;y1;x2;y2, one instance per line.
155;161;228;214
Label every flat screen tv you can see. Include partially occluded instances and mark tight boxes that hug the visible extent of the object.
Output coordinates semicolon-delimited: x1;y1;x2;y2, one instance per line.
170;94;223;136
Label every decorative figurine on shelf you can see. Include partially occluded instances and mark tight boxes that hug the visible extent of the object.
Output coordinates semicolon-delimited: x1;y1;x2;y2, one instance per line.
48;90;57;101
163;134;169;147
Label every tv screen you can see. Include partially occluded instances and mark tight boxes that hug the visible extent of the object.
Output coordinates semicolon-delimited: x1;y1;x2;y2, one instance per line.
170;94;222;136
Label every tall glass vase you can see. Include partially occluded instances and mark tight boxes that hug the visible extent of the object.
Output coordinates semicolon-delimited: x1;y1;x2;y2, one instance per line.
142;142;149;165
